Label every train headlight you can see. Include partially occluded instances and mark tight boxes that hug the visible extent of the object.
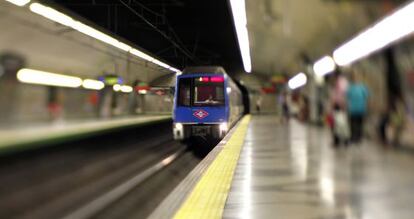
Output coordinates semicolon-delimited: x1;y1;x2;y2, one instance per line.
175;123;183;130
219;123;228;132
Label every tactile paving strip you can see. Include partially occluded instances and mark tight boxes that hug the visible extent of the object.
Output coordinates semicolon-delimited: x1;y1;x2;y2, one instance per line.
173;115;251;219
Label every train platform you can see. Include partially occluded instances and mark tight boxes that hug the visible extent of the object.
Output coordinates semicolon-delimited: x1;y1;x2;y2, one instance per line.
0;115;171;155
151;115;414;219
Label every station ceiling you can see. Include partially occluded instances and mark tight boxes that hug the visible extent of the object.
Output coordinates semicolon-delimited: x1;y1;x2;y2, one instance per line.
248;0;408;76
51;0;408;76
51;0;240;72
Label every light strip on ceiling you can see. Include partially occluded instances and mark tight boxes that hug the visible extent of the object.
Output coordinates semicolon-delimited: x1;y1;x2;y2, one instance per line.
152;59;171;69
129;48;154;62
30;3;73;26
229;0;252;73
333;1;414;66
113;84;122;92
82;79;105;90
28;3;180;73
113;84;133;93
168;67;182;75
71;21;132;52
288;72;307;90
121;85;133;93
313;56;336;76
17;68;83;88
5;0;30;6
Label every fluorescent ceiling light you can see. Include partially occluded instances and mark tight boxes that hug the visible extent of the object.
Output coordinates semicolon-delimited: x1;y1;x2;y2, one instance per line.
152;59;171;69
17;68;82;88
113;84;121;92
113;84;133;93
168;67;180;72
288;72;307;90
120;85;133;93
71;21;130;52
30;3;73;26
333;1;414;66
30;4;130;51
6;0;30;6
313;56;336;76
132;55;173;69
29;3;181;73
168;67;182;75
230;0;252;73
129;48;154;62
82;79;105;90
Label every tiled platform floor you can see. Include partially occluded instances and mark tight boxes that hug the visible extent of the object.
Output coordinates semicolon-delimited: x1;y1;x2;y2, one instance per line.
223;115;414;219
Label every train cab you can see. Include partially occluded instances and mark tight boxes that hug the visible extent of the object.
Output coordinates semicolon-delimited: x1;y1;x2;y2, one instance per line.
173;66;243;141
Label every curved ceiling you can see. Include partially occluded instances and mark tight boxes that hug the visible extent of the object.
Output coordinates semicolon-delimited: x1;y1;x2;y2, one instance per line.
247;0;407;75
51;0;408;76
51;0;241;72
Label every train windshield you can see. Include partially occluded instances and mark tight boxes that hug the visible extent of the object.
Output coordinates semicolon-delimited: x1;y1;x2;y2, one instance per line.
193;76;225;106
177;76;225;107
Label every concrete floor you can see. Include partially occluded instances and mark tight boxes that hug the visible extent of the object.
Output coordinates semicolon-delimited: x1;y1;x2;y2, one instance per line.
223;115;414;219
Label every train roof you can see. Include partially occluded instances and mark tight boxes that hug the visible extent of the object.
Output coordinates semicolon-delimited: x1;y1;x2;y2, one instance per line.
182;66;227;75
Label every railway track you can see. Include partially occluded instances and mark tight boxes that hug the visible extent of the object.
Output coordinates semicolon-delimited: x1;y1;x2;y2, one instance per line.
62;148;186;219
0;121;201;219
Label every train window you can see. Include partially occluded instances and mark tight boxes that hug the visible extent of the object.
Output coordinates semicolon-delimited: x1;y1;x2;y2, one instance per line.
193;77;224;106
178;78;191;106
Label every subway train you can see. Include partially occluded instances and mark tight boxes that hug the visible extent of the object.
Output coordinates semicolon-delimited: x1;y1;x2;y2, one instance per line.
173;66;244;141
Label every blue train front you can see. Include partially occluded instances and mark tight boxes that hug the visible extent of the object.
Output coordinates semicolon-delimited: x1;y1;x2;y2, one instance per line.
173;66;243;141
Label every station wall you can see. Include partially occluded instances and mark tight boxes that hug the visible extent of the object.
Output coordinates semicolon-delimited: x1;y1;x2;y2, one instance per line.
0;2;174;126
394;38;414;147
350;38;414;147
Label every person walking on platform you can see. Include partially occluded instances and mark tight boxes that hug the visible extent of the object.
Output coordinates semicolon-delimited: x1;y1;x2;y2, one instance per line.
346;72;369;144
280;92;290;123
256;96;262;114
327;71;349;146
332;103;350;146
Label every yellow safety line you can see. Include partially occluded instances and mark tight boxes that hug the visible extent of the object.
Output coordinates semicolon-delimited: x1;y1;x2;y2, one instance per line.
173;115;251;219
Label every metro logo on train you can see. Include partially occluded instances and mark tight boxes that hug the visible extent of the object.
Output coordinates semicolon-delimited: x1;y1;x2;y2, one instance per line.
193;109;209;119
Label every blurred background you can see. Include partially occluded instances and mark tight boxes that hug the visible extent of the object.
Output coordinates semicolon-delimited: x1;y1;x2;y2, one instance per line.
1;0;414;218
0;0;413;139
